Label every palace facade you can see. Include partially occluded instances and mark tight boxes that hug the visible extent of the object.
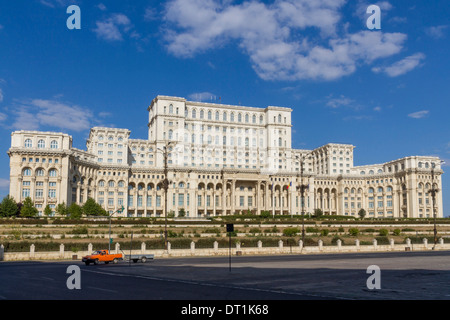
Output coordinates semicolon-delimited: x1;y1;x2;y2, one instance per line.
7;95;444;218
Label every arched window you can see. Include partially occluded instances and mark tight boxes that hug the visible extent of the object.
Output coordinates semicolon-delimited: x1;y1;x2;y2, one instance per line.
208;110;212;120
245;114;249;123
223;112;227;121
50;140;58;149
368;187;374;193
99;180;105;187
252;114;256;124
259;115;263;124
169;104;173;114
200;110;204;119
118;181;125;188
215;111;219;121
108;180;115;188
360;171;366;175
48;169;57;177
192;109;197;118
36;169;45;176
369;170;374;175
23;168;32;176
238;113;242;122
38;139;45;149
24;139;32;148
179;182;185;188
168;130;173;140
278;114;282;123
377;187;383;193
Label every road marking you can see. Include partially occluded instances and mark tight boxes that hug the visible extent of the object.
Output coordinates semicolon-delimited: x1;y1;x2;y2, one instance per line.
83;268;350;300
86;286;118;294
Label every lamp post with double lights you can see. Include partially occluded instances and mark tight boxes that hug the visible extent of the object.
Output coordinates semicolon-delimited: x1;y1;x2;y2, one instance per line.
429;160;444;249
296;153;310;244
157;142;173;252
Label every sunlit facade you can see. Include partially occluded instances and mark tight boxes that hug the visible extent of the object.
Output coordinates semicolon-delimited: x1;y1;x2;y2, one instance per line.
7;95;444;218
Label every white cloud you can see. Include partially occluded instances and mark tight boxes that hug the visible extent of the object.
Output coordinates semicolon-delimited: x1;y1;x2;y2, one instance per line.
94;13;132;41
188;92;218;102
97;3;107;11
162;0;408;81
0;88;3;102
0;112;7;122
0;178;9;190
40;0;78;8
326;95;354;108
408;110;429;119
10;98;94;132
372;52;425;77
425;25;448;39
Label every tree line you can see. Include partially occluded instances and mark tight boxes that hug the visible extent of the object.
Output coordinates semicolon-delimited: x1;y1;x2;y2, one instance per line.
0;195;108;218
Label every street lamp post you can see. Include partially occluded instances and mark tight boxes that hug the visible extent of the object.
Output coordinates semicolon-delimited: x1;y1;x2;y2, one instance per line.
429;161;444;249
157;142;173;252
296;154;310;244
109;205;124;252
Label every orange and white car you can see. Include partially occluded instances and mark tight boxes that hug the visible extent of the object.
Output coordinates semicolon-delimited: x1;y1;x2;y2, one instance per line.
82;250;123;265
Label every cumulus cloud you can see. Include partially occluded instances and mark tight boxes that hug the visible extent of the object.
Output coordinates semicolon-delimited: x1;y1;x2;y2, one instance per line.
0;178;9;190
40;0;78;8
94;13;133;41
372;52;425;77
9;98;94;132
162;0;408;81
408;110;429;119
188;92;218;102
425;25;448;39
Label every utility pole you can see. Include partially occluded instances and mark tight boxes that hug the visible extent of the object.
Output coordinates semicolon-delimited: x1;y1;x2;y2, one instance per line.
296;154;310;245
429;162;441;249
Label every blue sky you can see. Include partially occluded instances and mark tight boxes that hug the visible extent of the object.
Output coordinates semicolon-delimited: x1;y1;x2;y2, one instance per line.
0;0;449;215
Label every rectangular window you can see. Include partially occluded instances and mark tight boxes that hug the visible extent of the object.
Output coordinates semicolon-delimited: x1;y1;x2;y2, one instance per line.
239;196;244;207
128;195;134;206
48;189;56;198
137;195;143;207
108;198;114;206
178;194;184;206
248;196;253;207
35;189;43;198
147;195;152;207
156;195;161;207
198;195;202;206
22;189;30;198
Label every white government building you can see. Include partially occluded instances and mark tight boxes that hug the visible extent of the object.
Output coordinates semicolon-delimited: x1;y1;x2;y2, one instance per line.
7;95;444;218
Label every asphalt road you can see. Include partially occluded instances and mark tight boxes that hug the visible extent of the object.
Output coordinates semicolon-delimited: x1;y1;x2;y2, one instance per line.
1;251;450;302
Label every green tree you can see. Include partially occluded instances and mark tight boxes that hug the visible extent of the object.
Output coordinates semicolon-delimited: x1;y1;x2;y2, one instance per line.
82;198;107;216
44;204;53;217
178;208;186;217
67;202;83;219
260;210;271;219
56;202;68;217
20;197;38;218
0;195;18;218
313;208;323;218
358;208;366;219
